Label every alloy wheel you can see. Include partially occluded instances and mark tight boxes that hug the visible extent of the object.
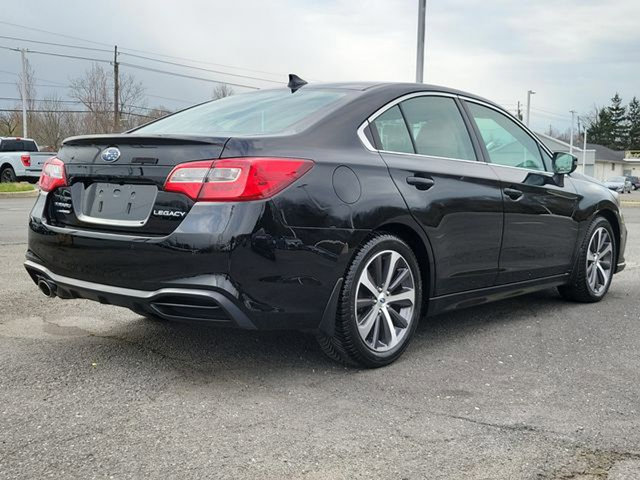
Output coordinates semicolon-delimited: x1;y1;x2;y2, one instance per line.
586;226;613;296
354;250;416;352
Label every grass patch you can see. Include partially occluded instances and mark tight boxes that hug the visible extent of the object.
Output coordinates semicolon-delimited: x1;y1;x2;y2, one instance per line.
0;182;36;193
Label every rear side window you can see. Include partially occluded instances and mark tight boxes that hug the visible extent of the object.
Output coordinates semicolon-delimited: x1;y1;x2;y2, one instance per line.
0;140;38;152
371;106;414;154
400;96;476;160
134;89;347;136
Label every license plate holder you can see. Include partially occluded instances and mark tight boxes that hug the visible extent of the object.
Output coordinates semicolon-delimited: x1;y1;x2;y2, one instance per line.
77;183;158;227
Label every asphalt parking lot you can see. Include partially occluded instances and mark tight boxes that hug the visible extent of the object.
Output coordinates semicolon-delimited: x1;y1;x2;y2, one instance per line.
1;194;639;480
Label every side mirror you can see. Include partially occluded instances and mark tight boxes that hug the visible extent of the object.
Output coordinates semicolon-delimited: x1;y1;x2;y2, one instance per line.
552;152;578;175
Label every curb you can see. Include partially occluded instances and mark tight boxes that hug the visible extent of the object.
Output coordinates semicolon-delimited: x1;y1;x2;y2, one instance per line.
621;201;640;207
0;189;39;199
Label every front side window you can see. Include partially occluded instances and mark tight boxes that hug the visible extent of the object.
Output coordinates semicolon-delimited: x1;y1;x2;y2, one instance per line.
371;105;414;154
400;96;476;160
466;102;546;171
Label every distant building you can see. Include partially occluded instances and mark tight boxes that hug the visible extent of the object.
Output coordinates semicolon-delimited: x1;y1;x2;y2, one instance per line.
536;132;595;177
536;132;640;181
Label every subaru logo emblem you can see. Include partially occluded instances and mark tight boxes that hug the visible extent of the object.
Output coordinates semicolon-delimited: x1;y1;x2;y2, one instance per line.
101;147;121;162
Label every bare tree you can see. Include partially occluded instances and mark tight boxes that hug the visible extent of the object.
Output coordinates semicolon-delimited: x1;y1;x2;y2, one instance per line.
32;95;69;150
69;63;147;133
0;110;21;136
69;63;112;133
212;83;234;100
118;72;147;130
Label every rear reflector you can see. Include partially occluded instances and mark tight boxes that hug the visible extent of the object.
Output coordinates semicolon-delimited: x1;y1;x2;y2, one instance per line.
20;154;30;167
39;157;67;192
164;157;313;201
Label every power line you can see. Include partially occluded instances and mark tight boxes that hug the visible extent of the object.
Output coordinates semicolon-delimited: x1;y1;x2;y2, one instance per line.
1;45;263;89
0;19;293;80
0;35;112;53
0;20;112;47
0;81;66;88
147;93;199;104
0;96;160;112
119;52;282;84
119;46;288;79
0;108;155;118
119;62;260;89
20;48;112;64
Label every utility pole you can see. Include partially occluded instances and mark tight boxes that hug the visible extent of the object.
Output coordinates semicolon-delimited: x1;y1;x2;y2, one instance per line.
526;90;535;126
569;110;576;154
582;126;588;173
113;45;119;132
416;0;426;83
19;49;28;137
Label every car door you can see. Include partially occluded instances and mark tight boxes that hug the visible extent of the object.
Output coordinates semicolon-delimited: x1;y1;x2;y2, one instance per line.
370;94;504;296
462;100;580;284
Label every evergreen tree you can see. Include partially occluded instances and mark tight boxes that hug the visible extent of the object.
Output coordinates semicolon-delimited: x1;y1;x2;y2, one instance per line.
608;93;628;150
587;107;615;147
627;97;640;150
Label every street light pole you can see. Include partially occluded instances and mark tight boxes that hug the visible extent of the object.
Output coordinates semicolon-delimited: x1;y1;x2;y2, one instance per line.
526;90;535;126
569;110;576;154
416;0;426;83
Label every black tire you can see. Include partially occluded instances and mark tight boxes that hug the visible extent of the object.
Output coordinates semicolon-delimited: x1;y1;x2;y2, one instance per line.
317;233;422;368
1;165;17;183
558;216;616;303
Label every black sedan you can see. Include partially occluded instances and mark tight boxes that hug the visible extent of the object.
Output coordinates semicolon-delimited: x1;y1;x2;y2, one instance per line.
25;80;627;368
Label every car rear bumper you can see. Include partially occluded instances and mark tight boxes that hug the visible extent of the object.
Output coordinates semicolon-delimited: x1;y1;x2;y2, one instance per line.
24;260;256;328
26;191;364;330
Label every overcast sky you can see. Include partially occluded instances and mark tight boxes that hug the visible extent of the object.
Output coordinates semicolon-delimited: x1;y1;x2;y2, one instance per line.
1;0;639;133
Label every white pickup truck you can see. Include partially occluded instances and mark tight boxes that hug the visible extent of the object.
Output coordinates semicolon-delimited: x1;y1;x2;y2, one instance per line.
0;137;56;183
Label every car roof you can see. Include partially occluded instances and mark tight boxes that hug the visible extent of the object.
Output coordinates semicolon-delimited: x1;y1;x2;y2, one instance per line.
304;81;502;109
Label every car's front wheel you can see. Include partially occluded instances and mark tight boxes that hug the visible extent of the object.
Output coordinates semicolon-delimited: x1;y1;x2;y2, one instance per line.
558;216;616;302
317;233;422;368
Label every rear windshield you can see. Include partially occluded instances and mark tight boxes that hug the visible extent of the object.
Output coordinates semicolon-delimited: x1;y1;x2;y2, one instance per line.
608;176;626;182
0;139;38;152
135;89;348;136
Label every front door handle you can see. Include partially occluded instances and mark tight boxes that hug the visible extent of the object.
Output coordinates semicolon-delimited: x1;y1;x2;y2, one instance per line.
406;176;434;190
503;187;523;200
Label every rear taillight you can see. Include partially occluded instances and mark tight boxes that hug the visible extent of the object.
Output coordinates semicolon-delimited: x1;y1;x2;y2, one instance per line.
164;157;314;202
39;157;67;192
20;154;30;167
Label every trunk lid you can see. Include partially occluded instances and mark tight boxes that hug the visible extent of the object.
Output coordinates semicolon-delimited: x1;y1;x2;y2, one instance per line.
48;134;229;235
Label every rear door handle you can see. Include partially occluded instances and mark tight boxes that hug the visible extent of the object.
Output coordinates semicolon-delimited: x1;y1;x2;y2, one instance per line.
503;187;523;200
406;176;435;190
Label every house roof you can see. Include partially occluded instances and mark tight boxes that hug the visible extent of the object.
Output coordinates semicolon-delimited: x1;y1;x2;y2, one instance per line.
585;143;626;162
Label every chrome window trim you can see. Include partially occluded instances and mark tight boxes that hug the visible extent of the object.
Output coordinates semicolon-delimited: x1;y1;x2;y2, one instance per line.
357;91;476;163
376;149;485;166
485;161;556;178
356;90;556;174
357;121;376;151
459;96;555;159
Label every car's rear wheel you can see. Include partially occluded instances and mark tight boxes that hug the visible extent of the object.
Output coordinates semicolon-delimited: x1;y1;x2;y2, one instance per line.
558;216;615;302
317;233;422;368
1;165;17;183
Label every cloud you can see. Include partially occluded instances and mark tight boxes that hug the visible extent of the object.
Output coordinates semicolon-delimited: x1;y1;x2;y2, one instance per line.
2;0;639;131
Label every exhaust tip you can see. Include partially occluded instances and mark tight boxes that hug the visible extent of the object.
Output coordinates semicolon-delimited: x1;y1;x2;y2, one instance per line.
37;278;55;298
